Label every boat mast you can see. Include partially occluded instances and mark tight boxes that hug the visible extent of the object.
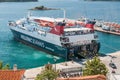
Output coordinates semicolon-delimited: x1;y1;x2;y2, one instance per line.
61;9;66;20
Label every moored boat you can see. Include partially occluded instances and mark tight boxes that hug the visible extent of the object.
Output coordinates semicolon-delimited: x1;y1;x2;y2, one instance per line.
95;20;120;35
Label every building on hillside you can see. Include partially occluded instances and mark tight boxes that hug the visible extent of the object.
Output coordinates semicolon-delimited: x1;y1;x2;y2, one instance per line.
0;64;25;80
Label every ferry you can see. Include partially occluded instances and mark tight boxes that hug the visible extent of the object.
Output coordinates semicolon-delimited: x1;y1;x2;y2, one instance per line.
8;13;100;60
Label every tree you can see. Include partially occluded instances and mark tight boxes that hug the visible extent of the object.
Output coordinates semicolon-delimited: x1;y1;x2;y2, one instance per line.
0;61;3;69
2;63;10;70
83;56;108;76
0;61;10;70
35;63;59;80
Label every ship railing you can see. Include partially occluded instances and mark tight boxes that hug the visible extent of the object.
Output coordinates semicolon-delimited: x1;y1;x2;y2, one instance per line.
74;43;93;47
60;37;69;43
61;43;72;48
17;24;27;30
63;30;94;36
71;40;92;46
71;43;87;46
61;41;91;48
60;39;69;43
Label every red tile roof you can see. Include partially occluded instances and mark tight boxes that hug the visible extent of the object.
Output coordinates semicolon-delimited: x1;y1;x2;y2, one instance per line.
0;69;25;80
57;75;106;80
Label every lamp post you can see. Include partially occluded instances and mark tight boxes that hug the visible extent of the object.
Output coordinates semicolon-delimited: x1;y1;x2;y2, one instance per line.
54;58;57;71
54;58;57;80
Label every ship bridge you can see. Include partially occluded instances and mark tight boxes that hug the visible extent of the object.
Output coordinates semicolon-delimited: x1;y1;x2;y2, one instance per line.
64;27;93;36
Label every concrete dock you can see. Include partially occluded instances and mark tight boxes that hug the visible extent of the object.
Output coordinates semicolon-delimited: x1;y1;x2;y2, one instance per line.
23;51;120;80
24;61;83;80
94;26;120;36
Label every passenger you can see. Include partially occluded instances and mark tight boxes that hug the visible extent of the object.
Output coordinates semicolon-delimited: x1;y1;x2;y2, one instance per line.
26;17;30;23
22;23;24;27
33;27;36;31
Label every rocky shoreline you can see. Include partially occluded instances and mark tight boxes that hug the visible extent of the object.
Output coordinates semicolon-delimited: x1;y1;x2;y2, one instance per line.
30;6;59;10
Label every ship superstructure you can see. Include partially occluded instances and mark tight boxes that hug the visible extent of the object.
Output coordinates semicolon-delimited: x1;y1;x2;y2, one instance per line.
9;14;100;60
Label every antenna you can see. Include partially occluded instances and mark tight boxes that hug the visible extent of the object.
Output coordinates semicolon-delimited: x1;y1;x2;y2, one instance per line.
61;9;66;19
27;11;32;18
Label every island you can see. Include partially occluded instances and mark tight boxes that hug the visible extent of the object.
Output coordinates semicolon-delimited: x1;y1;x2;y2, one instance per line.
84;0;120;1
30;6;59;10
0;0;37;2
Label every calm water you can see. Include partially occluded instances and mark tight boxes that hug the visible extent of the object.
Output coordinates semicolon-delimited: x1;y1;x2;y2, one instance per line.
0;0;120;69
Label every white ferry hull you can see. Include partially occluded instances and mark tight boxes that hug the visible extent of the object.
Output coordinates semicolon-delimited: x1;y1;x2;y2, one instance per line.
10;28;100;60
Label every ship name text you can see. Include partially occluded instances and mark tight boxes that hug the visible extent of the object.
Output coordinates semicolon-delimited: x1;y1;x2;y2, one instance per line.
21;35;45;48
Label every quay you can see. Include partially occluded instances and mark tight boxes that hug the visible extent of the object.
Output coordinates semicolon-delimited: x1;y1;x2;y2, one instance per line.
94;26;120;36
23;51;120;80
24;61;83;80
100;51;120;80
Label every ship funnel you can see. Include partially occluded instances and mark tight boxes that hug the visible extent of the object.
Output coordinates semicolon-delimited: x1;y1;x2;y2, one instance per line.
85;20;96;30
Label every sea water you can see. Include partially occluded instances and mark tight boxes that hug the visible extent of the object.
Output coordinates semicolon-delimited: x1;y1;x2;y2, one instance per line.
0;0;120;69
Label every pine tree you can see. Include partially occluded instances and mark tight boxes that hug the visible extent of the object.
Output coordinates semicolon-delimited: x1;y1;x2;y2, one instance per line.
0;60;10;70
83;56;108;76
35;63;58;80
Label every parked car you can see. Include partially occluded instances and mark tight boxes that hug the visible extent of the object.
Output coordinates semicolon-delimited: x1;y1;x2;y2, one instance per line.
112;70;115;73
109;62;117;69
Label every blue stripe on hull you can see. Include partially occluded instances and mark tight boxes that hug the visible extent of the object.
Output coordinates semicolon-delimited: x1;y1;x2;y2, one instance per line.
10;29;100;60
11;29;68;59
